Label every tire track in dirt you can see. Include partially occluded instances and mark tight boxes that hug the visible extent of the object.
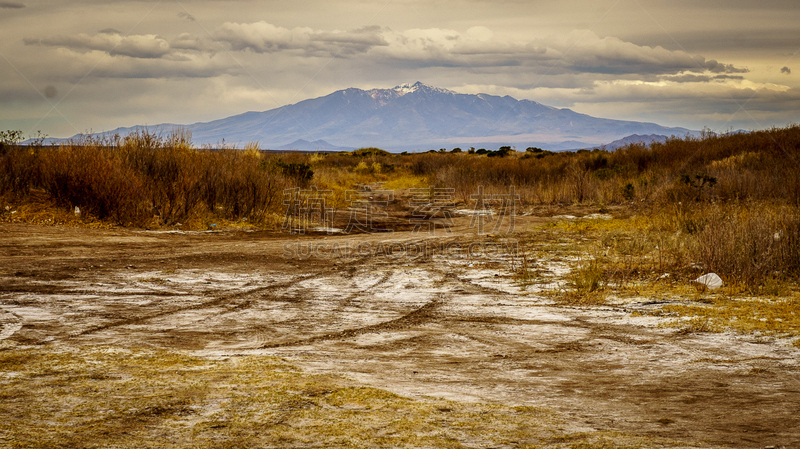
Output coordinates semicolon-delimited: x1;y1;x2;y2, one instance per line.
334;270;394;310
217;257;377;315
69;272;327;338
240;270;399;348
258;294;447;349
0;277;204;297
249;265;453;349
74;289;195;298
452;274;511;298
214;279;312;316
214;257;386;319
0;284;73;295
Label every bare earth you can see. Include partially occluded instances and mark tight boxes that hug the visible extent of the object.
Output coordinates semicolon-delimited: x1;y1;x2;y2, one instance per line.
1;218;799;448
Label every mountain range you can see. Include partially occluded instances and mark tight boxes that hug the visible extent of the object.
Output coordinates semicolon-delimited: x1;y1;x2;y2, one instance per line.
63;82;698;152
594;134;671;150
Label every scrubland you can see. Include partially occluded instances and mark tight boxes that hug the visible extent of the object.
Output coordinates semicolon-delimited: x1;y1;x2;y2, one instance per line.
2;126;800;447
3;125;799;288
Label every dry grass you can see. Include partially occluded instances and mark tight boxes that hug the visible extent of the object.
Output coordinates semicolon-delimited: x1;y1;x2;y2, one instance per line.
3;125;800;285
654;295;800;337
1;130;289;228
541;201;800;290
0;344;692;448
3;124;798;222
529;209;800;335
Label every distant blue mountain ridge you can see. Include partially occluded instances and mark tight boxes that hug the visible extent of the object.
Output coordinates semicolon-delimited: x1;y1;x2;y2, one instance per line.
49;81;700;152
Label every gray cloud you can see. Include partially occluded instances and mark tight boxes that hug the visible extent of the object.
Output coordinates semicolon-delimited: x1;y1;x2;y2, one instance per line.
704;60;748;74
210;22;749;77
25;33;172;59
171;33;216;53
782;66;791;74
656;73;746;83
369;28;748;77
570;82;800;108
19;24;751;80
19;46;234;80
88;58;234;79
628;28;800;54
0;1;25;8
214;22;388;57
178;12;196;22
713;74;746;80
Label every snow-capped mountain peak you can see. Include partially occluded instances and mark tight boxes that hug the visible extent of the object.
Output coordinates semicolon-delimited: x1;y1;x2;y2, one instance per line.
392;81;455;96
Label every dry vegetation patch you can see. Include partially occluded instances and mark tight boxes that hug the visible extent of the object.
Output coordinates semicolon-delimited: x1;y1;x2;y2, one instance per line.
0;344;695;448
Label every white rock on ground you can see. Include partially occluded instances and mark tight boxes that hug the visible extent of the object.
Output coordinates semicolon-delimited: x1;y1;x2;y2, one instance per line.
693;273;723;290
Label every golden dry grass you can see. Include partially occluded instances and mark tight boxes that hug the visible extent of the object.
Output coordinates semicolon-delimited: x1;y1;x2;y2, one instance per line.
0;344;695;448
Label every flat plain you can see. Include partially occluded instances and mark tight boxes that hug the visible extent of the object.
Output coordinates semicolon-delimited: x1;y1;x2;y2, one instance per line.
2;211;798;448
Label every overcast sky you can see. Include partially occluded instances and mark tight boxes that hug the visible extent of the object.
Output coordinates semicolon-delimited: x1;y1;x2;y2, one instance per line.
2;0;799;139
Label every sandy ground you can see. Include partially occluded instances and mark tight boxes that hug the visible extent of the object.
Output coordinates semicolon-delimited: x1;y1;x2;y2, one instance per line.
1;218;799;448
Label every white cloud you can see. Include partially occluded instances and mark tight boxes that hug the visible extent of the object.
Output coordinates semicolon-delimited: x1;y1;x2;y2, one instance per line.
466;26;493;42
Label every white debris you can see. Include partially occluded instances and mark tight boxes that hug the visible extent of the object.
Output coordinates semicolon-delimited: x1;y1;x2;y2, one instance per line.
453;209;493;216
693;273;723;290
584;213;613;220
74;206;81;217
309;227;345;233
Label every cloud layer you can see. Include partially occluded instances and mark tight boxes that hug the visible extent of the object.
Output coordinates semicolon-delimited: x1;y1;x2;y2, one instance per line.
214;22;387;57
25;23;749;80
26;31;171;59
3;0;798;139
